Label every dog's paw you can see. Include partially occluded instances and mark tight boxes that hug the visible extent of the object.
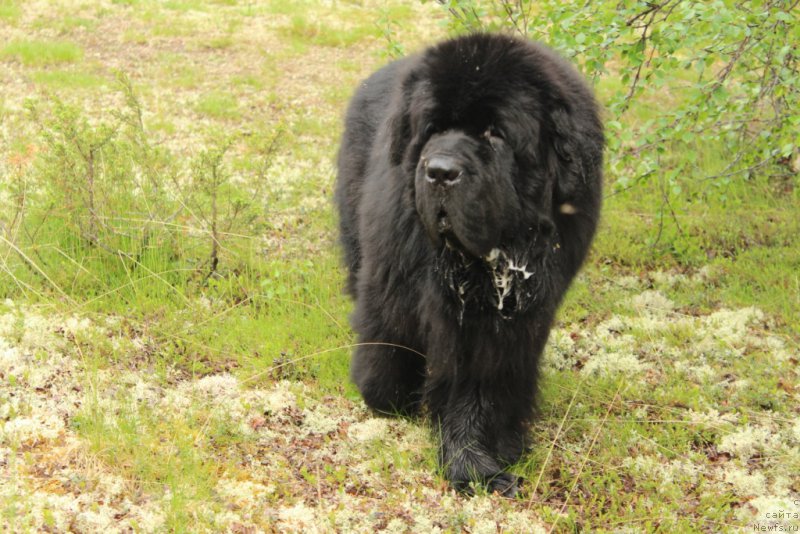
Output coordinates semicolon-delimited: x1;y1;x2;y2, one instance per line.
486;472;522;498
445;456;521;498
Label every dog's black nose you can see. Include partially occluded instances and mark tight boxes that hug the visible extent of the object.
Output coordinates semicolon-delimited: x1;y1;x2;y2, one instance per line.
425;156;462;186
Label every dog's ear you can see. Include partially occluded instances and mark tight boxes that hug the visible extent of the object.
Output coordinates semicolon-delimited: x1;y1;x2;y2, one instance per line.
388;104;411;167
549;107;584;202
552;106;605;197
387;70;421;168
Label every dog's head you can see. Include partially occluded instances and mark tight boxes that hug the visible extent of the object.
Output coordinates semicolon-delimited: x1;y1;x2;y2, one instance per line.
387;33;602;263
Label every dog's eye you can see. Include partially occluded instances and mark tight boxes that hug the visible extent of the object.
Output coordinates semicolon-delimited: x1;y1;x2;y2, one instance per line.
423;122;436;137
482;127;505;153
483;127;504;141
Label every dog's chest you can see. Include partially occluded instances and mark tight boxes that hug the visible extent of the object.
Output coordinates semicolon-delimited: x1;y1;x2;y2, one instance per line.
434;243;556;323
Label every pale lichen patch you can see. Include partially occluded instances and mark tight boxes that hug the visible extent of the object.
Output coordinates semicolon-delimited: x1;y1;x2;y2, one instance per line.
302;404;341;435
703;307;764;345
719;425;779;459
723;465;768;496
349;417;390;442
278;502;321;532
630;290;675;315
581;349;647;377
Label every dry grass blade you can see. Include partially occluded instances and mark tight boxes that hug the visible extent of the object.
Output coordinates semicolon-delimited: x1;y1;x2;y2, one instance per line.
0;233;76;306
548;381;625;533
528;375;586;510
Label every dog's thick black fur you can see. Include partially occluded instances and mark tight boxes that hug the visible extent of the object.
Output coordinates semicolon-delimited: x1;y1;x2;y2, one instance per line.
335;33;603;496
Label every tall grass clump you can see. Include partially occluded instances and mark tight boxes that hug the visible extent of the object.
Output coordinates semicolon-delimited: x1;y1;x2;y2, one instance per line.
1;74;279;308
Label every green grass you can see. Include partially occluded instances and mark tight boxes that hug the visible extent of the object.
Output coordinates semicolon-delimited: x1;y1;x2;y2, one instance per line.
1;39;83;66
152;18;198;37
196;91;241;119
286;14;379;48
0;0;21;23
73;396;224;530
31;14;97;33
30;70;106;89
161;56;204;88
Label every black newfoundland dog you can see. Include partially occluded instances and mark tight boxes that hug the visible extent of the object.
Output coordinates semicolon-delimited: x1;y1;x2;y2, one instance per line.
336;33;603;496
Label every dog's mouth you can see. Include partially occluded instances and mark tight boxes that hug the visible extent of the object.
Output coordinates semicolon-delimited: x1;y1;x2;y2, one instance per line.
436;207;465;253
436;207;452;234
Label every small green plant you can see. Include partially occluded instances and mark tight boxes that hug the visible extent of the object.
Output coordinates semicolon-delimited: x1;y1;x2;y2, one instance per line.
183;131;277;278
27;98;126;247
377;9;407;59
